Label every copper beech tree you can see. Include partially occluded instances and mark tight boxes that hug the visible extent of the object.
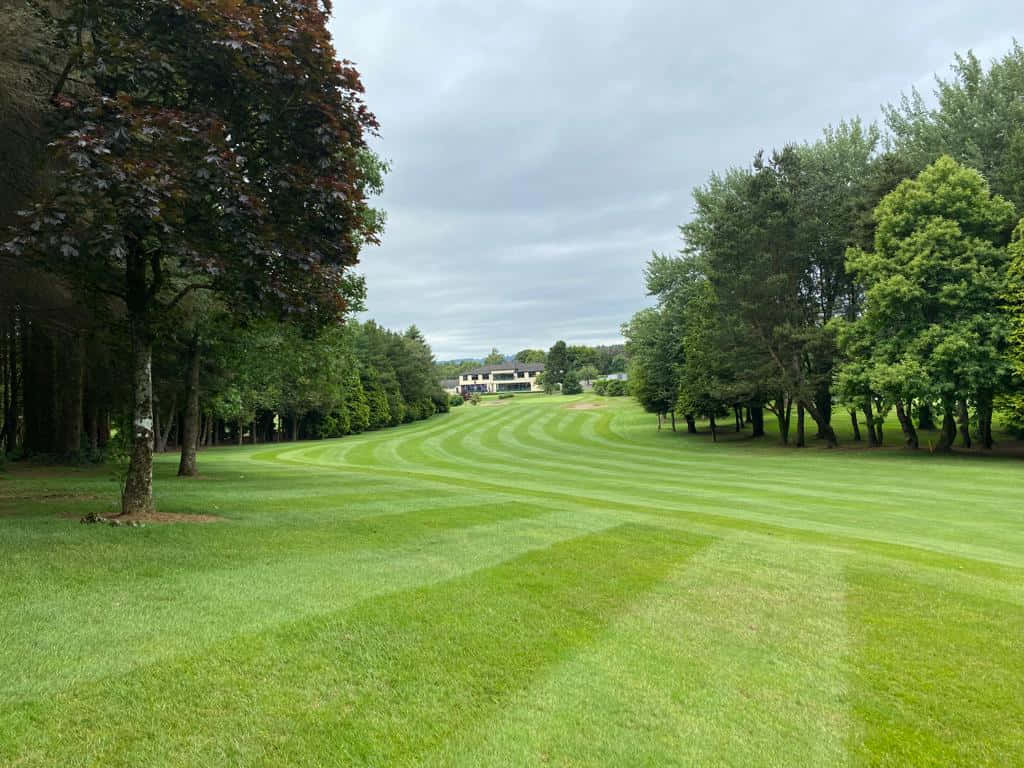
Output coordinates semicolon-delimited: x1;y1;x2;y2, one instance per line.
6;0;381;514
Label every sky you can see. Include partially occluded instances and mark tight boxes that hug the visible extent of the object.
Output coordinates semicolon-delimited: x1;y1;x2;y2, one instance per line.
331;1;1019;360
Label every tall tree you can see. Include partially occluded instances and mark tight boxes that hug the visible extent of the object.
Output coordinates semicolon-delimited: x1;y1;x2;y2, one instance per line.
845;156;1016;451
622;309;680;429
6;1;381;513
546;341;570;387
887;44;1024;211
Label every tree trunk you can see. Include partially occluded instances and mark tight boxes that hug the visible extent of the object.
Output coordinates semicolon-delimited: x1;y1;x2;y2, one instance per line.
153;395;160;452
894;399;918;449
850;409;861;441
813;382;832;439
774;394;791;445
156;394;177;453
957;399;972;449
709;413;717;442
670;411;676;432
872;397;885;445
798;398;837;447
23;323;58;454
291;414;299;442
178;334;201;476
917;402;936;430
237;419;244;445
734;406;742;432
862;400;878;447
796;403;806;447
0;315;16;454
750;405;764;438
122;325;155;516
657;413;662;431
60;333;84;457
934;398;957;452
978;392;994;449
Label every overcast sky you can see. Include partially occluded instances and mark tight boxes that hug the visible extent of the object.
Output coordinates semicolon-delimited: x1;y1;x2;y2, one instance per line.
331;2;1018;360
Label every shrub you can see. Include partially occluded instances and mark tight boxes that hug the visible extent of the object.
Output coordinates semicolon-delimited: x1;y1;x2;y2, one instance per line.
470;393;482;406
606;379;628;396
562;371;583;395
449;394;464;407
593;379;608;396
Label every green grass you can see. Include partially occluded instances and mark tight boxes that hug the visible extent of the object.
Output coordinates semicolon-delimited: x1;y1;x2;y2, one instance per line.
1;394;1022;767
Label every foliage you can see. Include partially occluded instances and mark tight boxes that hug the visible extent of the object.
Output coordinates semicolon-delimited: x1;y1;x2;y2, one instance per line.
546;341;569;386
515;348;547;363
844;156;1016;449
593;379;627;397
449;394;465;407
2;0;384;512
886;44;1024;210
623;308;680;418
605;379;628;396
561;372;583;395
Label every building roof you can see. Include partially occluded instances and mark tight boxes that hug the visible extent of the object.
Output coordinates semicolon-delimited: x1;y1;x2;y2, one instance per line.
461;361;545;376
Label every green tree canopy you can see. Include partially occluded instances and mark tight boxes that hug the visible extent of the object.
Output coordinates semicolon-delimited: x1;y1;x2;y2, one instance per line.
844;155;1016;450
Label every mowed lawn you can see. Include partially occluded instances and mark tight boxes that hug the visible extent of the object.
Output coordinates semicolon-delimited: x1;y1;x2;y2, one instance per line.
2;395;1023;767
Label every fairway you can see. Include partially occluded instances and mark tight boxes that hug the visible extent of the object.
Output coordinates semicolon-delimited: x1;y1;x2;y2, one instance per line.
2;394;1023;767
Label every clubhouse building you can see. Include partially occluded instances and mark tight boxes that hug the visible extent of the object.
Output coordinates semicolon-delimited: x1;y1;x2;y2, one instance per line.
458;362;546;395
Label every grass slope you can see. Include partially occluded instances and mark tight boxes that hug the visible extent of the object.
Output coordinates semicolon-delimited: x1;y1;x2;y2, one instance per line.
1;395;1022;767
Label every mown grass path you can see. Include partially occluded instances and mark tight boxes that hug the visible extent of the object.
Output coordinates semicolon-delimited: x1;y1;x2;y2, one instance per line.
2;395;1023;766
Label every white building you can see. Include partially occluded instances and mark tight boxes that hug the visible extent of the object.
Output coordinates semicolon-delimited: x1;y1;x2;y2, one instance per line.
458;362;545;394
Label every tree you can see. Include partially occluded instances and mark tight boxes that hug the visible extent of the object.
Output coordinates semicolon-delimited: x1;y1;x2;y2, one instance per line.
515;349;546;363
887;44;1024;211
577;365;600;384
623;308;680;429
845;156;1016;451
562;371;583;395
546;341;569;387
6;1;382;513
483;348;505;365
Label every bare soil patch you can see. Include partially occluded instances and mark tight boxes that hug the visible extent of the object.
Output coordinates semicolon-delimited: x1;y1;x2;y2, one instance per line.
564;402;605;411
69;510;223;525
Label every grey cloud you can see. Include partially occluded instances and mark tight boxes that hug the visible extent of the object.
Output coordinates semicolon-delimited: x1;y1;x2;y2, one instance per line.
332;1;1020;359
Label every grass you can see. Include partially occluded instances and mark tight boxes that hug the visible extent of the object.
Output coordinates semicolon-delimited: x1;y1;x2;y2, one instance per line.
1;394;1022;767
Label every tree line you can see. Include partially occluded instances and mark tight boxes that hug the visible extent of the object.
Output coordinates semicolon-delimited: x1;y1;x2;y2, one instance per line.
0;1;450;515
625;44;1024;451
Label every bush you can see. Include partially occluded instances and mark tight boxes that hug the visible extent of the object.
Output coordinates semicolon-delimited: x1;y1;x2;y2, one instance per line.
470;393;482;406
593;379;608;396
562;371;583;395
449;394;464;407
431;391;450;414
605;379;628;396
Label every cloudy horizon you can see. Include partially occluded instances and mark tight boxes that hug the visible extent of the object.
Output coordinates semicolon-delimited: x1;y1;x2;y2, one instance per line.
332;2;1019;361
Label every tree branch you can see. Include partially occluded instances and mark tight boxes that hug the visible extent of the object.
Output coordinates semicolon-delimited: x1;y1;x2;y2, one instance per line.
160;281;214;312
